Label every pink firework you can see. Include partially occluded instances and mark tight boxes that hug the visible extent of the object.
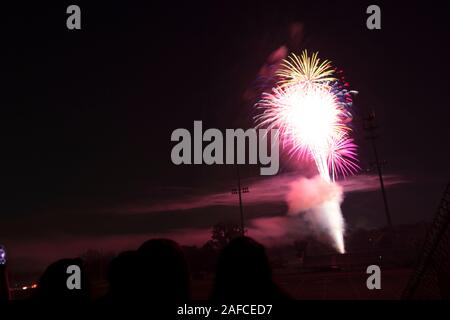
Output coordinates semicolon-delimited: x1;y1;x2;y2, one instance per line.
256;52;359;181
255;50;358;253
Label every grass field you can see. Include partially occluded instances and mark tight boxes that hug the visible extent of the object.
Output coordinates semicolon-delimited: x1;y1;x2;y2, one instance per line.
190;268;413;300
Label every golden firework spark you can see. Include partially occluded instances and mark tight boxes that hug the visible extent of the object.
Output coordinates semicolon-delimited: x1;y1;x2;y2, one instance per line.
276;50;336;87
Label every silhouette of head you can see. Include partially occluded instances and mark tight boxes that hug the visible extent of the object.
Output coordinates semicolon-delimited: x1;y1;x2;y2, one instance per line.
212;236;286;302
35;258;89;303
137;238;189;302
107;250;140;302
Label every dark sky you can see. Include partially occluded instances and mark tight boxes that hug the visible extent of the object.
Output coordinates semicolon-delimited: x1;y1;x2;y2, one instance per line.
1;1;449;268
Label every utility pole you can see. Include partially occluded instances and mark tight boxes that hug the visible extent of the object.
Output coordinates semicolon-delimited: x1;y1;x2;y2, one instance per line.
231;165;249;235
363;111;393;228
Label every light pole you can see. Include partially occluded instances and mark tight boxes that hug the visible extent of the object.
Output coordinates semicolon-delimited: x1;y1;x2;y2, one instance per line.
363;111;393;228
231;165;249;235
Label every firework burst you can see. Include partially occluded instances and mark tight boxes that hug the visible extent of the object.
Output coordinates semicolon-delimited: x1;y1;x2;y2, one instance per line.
255;50;359;253
256;51;358;179
276;50;336;88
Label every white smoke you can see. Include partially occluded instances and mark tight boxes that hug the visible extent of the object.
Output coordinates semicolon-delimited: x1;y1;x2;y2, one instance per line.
250;175;346;253
287;176;345;252
286;176;343;214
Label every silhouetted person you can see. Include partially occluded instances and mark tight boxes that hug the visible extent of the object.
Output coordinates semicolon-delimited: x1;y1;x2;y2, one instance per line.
0;246;10;304
0;265;9;304
437;267;450;299
102;250;140;303
34;258;89;304
136;239;190;303
212;236;289;302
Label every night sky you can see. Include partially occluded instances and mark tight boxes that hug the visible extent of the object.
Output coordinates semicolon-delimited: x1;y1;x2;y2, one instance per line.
2;1;449;270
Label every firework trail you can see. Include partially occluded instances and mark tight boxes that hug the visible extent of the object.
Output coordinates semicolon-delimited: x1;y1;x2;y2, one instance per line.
255;50;358;253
